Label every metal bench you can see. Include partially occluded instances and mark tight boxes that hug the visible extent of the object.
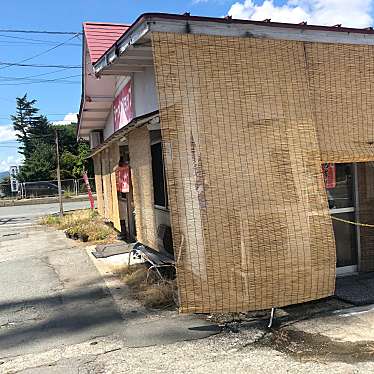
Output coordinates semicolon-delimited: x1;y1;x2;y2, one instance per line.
128;243;175;282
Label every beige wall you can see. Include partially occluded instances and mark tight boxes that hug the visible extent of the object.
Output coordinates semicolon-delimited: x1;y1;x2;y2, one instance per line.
109;144;121;231
92;146;121;231
93;133;165;242
93;153;104;216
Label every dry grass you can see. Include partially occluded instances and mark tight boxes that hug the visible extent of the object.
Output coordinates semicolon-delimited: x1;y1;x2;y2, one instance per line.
39;209;117;243
115;263;177;309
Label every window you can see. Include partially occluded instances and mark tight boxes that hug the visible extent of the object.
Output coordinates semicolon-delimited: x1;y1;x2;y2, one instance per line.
151;142;168;208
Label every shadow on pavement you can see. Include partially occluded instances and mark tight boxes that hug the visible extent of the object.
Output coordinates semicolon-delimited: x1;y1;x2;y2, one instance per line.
0;279;139;355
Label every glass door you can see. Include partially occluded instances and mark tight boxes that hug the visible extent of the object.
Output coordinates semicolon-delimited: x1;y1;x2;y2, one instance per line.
323;163;358;275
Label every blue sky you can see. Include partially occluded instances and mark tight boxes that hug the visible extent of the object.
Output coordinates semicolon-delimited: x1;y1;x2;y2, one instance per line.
0;0;237;171
0;0;373;171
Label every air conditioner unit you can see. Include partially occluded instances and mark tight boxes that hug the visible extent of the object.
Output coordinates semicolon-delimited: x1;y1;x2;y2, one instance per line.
89;130;103;149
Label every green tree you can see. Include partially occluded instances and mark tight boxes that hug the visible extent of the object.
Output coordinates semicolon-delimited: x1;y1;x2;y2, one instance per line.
60;142;91;179
12;95;92;182
17;142;56;182
11;94;53;158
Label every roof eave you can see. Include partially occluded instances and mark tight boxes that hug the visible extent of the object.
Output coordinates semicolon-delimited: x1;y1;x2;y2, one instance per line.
93;12;374;76
94;15;151;75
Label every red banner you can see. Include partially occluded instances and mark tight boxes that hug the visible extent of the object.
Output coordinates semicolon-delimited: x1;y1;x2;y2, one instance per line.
113;79;133;131
322;163;336;189
116;165;130;193
83;171;95;209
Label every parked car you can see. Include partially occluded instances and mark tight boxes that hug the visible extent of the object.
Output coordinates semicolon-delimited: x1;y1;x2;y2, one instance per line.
23;182;64;197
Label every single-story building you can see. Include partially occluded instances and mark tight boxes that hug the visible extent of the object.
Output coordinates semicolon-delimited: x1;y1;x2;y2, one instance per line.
78;13;374;314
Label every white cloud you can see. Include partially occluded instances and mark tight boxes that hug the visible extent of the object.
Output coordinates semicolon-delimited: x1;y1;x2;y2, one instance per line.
0;155;23;172
228;0;373;28
0;125;16;142
52;112;78;126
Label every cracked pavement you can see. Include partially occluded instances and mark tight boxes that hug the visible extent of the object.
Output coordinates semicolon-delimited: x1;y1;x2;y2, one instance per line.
0;202;125;369
3;203;374;373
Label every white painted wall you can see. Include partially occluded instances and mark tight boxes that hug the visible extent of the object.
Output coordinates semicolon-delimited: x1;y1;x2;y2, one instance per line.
133;67;158;117
103;110;114;140
102;68;158;140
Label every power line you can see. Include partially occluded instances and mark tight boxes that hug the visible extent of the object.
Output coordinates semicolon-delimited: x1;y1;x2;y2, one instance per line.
0;113;76;118
0;73;80;83
0;67;73;81
0;113;75;117
0;34;80;46
0;33;80;45
0;81;80;86
0;62;80;68
0;34;80;72
0;29;81;35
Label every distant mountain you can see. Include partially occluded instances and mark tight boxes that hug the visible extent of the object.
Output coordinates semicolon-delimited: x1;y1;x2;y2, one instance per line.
0;171;9;182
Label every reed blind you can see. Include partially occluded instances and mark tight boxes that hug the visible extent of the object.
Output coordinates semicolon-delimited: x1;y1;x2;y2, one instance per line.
152;33;336;313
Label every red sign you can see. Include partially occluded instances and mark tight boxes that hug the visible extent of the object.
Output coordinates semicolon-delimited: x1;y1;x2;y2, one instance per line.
322;163;336;189
113;79;133;131
83;171;95;210
116;165;130;193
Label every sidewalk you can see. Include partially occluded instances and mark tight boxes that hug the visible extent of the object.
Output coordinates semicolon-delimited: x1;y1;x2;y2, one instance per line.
0;194;96;207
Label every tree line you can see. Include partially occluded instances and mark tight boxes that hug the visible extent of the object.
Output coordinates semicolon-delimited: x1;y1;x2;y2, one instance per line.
12;94;92;182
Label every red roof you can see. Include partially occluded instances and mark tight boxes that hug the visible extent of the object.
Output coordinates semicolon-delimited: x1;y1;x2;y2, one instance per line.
83;22;129;64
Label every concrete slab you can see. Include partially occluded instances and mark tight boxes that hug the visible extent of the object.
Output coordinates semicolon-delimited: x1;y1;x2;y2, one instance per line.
122;315;221;348
291;304;374;343
92;242;132;258
335;273;374;305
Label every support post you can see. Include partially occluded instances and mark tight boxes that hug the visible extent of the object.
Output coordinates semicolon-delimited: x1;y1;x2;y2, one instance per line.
55;129;64;217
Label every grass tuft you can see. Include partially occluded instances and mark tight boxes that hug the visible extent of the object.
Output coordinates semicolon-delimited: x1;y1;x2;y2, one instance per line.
115;263;177;309
39;209;117;243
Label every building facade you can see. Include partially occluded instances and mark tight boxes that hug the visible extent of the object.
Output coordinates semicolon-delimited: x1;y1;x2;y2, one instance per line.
78;14;374;313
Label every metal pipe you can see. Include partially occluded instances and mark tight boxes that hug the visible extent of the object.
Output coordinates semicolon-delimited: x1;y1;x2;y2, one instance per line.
268;307;275;328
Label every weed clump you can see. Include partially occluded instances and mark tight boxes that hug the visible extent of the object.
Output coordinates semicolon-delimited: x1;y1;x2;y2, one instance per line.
115;264;177;309
39;209;117;243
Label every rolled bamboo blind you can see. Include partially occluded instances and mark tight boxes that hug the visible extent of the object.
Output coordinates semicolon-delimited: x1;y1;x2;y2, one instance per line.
152;33;336;313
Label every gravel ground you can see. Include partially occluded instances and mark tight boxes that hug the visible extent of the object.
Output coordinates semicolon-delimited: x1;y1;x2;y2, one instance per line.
3;326;374;373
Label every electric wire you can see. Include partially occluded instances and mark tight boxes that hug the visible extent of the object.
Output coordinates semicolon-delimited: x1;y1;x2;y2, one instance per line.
0;73;80;84
0;34;80;71
0;62;80;68
0;67;73;81
0;34;80;46
0;29;81;35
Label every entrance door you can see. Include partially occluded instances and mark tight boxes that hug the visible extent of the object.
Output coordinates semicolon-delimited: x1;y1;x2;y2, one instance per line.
324;163;358;275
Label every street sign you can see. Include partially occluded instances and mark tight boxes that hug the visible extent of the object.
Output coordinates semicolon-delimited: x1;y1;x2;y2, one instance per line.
9;165;19;193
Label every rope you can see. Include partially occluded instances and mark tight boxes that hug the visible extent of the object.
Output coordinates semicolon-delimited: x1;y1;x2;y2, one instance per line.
331;215;374;228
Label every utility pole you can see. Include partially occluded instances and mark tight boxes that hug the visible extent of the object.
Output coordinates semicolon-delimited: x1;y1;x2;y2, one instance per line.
55;129;64;217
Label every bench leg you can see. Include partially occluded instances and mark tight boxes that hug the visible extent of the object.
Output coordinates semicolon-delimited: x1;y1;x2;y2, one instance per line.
146;265;164;283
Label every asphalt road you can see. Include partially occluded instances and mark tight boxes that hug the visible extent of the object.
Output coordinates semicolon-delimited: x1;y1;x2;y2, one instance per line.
0;200;90;221
0;201;125;363
0;203;219;372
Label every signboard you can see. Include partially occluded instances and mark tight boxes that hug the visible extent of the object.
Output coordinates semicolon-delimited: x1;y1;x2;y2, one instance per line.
116;165;130;193
113;79;134;131
9;165;19;193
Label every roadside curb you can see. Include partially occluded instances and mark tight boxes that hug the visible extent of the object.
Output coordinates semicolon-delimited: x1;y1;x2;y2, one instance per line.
0;195;96;207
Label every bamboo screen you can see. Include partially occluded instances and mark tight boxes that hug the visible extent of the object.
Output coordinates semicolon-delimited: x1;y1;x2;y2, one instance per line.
152;33;336;313
305;43;374;163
